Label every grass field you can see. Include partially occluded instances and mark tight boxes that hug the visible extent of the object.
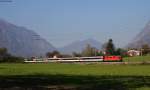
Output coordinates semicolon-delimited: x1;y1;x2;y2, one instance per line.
123;55;150;62
0;63;150;90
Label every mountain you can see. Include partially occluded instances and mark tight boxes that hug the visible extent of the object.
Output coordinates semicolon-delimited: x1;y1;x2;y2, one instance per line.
127;21;150;48
0;19;56;57
58;38;102;54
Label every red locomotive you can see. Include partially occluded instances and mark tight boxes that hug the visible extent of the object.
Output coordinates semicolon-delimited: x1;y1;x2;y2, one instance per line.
103;56;122;62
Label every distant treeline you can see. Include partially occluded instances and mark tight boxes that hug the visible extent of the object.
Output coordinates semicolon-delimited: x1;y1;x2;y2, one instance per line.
46;39;150;58
0;48;24;63
46;39;128;58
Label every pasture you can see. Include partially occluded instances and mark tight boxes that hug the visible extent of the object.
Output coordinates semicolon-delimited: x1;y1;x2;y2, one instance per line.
123;55;150;62
0;63;150;90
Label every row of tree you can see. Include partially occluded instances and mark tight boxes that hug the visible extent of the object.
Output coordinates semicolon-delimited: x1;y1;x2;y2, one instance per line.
46;39;128;58
1;38;150;62
45;38;150;58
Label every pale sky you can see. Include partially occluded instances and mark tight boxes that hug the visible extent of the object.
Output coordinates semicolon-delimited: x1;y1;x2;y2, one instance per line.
0;0;150;47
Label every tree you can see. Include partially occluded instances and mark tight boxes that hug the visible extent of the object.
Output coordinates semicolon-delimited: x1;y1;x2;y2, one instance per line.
96;51;104;56
0;48;9;61
72;52;82;57
0;48;7;56
102;42;107;51
52;50;60;57
141;44;150;55
81;44;98;57
46;50;62;58
115;48;127;57
0;47;24;63
46;52;53;58
105;39;116;55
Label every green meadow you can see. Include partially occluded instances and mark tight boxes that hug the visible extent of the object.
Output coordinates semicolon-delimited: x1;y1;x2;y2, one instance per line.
0;63;150;90
123;55;150;62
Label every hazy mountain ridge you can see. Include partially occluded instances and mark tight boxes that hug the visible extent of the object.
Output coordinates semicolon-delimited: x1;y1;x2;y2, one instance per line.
0;19;56;57
127;21;150;48
58;38;102;54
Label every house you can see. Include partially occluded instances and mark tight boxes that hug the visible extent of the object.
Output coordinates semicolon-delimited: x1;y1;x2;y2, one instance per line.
127;50;140;56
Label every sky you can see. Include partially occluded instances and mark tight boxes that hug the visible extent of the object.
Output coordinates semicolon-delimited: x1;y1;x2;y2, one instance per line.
0;0;150;48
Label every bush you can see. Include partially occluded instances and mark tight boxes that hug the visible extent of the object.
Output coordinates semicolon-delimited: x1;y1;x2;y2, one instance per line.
0;56;24;63
0;48;24;63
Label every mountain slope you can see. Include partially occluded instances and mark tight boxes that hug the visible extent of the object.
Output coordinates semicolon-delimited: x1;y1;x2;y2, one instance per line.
127;21;150;48
0;19;56;57
58;38;102;54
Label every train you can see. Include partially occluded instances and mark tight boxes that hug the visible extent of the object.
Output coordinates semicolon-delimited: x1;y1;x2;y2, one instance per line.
24;56;122;63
